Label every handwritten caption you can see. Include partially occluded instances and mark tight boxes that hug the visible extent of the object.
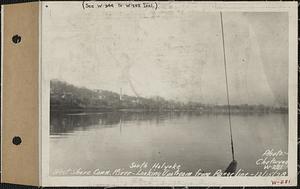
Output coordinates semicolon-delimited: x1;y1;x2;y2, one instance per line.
256;149;288;171
52;149;288;178
82;1;158;10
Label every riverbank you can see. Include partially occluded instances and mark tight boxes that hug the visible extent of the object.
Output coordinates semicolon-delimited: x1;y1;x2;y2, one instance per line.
50;106;288;115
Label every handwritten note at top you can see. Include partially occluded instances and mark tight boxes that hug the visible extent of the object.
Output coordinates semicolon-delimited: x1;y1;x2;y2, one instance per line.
82;1;158;10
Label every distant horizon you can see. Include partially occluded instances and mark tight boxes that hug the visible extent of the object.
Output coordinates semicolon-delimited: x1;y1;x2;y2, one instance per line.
50;79;288;108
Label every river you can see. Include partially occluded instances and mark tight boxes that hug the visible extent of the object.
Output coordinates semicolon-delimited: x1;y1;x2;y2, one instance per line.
50;111;288;176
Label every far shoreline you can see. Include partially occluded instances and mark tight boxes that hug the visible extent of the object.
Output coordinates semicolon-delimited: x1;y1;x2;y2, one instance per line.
50;107;288;115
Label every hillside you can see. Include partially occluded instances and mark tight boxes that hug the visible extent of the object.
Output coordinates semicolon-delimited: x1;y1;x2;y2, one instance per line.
50;79;287;113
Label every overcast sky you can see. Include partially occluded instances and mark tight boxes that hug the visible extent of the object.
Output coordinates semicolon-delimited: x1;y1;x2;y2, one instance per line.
42;3;288;106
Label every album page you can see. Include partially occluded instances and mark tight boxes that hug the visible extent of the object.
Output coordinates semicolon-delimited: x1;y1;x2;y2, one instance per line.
40;1;297;187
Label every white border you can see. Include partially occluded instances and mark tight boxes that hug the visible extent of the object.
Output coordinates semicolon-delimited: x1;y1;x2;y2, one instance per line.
0;4;4;181
40;1;298;187
38;1;43;186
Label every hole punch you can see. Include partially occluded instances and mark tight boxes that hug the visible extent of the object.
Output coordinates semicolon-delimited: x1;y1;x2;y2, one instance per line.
12;136;22;145
12;35;21;44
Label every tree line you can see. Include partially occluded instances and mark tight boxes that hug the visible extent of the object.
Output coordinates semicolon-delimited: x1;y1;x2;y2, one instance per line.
50;79;287;113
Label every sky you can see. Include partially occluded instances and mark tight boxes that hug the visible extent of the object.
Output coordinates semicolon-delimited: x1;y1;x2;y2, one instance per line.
42;3;288;106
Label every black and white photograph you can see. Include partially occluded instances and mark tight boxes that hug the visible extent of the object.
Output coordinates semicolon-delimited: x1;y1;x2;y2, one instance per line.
40;1;297;186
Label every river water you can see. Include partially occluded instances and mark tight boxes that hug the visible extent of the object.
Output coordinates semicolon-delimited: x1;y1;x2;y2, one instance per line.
50;111;288;176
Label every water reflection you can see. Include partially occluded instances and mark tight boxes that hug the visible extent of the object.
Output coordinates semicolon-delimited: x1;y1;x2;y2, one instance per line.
50;111;205;135
50;111;288;176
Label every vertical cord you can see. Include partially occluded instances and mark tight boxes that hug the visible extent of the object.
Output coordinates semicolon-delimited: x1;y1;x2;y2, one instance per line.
220;12;235;161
